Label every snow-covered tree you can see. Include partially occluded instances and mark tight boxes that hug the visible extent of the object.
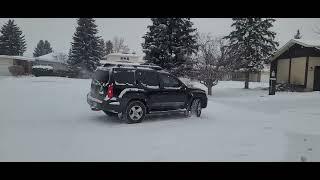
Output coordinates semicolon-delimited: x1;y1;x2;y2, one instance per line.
33;40;53;57
0;19;26;56
68;18;104;76
224;18;279;89
105;40;113;55
193;34;235;95
99;38;106;57
112;36;129;53
294;29;302;39
142;18;198;75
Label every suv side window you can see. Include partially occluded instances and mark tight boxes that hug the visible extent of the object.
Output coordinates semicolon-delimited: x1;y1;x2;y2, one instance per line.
113;68;135;85
159;73;181;88
136;70;160;89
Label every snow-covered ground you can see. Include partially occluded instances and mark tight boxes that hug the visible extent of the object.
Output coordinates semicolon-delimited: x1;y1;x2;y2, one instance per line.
1;76;320;161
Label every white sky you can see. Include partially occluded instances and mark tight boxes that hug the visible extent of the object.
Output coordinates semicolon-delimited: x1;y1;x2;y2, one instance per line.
0;18;319;57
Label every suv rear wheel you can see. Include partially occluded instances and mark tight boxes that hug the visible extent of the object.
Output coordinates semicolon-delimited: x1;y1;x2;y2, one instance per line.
122;100;146;124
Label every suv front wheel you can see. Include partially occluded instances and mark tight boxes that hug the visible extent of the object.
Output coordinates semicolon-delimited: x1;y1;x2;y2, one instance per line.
122;100;146;124
191;99;202;117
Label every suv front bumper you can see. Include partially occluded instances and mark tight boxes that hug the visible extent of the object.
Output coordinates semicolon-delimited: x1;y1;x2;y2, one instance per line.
87;93;121;113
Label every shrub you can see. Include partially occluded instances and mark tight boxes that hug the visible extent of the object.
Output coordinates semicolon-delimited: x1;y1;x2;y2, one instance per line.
32;65;54;77
276;83;305;92
8;65;25;76
53;69;78;78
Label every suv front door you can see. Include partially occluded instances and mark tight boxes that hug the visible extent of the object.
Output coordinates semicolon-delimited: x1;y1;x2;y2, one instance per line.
158;73;187;110
136;70;163;110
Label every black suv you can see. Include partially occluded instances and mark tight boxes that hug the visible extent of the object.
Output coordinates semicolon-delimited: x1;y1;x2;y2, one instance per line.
87;63;208;124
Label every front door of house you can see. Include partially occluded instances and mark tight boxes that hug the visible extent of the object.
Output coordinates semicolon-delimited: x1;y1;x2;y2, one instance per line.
314;66;320;91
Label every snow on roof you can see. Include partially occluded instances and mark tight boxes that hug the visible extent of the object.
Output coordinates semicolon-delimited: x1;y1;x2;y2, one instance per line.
32;65;54;70
36;52;68;64
271;39;320;61
0;55;35;61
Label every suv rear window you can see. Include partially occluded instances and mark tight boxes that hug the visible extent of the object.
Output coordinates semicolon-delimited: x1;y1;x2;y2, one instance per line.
136;70;160;88
113;68;135;85
93;69;110;82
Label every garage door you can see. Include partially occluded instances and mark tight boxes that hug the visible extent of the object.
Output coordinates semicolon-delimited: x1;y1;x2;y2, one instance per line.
0;59;13;76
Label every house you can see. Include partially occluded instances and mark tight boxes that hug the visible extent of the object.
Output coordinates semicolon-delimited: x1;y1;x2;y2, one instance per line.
34;52;69;71
100;53;145;65
0;55;35;76
270;39;320;91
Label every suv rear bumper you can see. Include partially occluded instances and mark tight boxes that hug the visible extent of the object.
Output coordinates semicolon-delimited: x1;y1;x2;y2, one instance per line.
87;93;121;113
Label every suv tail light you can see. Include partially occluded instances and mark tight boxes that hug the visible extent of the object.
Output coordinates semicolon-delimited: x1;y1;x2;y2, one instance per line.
106;83;114;99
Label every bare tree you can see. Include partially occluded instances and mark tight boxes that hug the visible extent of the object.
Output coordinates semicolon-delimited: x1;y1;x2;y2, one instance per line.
112;36;130;53
294;29;302;39
53;52;68;64
193;33;234;95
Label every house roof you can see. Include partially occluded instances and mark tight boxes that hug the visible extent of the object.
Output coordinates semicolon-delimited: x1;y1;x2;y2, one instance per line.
0;55;35;61
271;39;320;61
36;52;68;64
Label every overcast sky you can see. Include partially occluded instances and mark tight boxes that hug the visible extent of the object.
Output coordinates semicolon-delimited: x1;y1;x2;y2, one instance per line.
0;18;320;57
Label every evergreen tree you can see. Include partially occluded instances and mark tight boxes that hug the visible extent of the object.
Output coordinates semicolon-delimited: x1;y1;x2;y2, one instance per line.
99;38;106;58
294;29;302;39
142;18;198;75
224;18;279;89
0;19;26;56
105;40;113;55
33;40;53;57
68;18;104;75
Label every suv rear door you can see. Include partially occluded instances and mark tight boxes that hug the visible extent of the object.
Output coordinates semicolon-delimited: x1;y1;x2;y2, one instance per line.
112;68;136;97
91;68;110;99
158;73;187;110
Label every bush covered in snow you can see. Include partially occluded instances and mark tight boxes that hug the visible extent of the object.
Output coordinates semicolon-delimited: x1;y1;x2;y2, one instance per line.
32;65;54;77
8;65;25;76
54;69;78;78
276;83;305;92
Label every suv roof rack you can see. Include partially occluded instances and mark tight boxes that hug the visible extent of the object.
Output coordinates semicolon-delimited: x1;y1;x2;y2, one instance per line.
103;62;163;70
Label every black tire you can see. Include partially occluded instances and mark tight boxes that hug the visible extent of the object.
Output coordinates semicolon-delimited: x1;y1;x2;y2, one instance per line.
191;99;202;117
103;110;117;117
122;100;146;124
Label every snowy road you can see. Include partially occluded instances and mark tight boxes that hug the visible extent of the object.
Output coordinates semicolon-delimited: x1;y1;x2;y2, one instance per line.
1;76;320;161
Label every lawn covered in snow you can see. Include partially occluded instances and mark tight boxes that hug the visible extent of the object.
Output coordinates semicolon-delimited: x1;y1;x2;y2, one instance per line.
1;76;320;161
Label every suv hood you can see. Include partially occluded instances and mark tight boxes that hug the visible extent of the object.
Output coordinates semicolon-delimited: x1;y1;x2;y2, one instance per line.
187;87;206;93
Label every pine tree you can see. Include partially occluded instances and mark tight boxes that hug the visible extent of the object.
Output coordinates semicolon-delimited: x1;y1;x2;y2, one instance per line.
142;18;198;75
33;40;53;57
68;18;104;75
105;40;113;55
0;19;26;56
99;38;106;58
294;29;302;39
224;18;279;89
